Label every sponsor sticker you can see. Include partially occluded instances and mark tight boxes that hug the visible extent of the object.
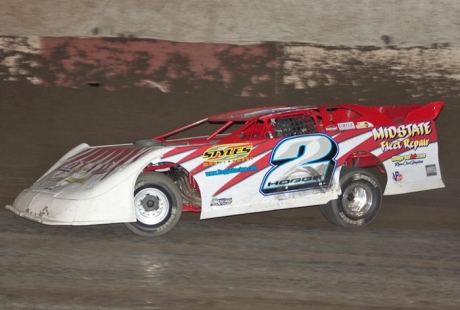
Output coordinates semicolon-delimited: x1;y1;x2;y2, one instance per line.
205;165;258;177
325;125;339;131
425;164;437;176
338;122;355;131
210;198;233;206
356;121;374;129
391;153;426;167
203;143;252;166
372;122;432;152
392;171;403;182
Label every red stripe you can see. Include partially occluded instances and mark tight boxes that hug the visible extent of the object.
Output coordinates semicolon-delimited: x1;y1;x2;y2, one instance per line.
333;128;373;143
67;148;103;163
175;147;208;165
213;152;271;196
162;146;199;158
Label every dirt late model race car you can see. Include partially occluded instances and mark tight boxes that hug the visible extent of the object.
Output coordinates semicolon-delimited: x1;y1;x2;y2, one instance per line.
7;102;445;236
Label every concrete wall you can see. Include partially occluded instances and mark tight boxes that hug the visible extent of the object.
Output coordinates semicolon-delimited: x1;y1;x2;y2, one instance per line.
1;0;460;47
2;36;459;100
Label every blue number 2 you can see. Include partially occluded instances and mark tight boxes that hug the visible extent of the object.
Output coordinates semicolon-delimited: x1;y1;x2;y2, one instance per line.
260;134;338;195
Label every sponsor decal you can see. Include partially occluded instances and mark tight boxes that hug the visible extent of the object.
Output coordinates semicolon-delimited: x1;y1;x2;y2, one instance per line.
373;122;432;140
391;153;426;166
210;198;233;206
372;122;432;152
46;175;88;190
325;125;338;131
338;122;355;131
205;165;258;177
356;121;374;129
64;177;88;184
265;175;325;188
378;138;430;152
425;164;438;176
57;166;108;177
203;143;253;166
392;171;403;182
57;167;88;175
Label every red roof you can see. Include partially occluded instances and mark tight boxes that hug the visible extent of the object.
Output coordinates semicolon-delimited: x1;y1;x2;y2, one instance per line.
208;106;304;121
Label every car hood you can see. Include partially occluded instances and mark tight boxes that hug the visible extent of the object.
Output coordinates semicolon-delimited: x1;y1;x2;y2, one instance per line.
30;143;168;199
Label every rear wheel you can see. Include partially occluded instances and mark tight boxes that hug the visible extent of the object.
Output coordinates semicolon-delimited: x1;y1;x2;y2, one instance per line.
125;172;182;236
320;167;382;227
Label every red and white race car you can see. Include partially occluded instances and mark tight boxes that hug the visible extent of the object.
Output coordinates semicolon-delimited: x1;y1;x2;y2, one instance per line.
6;102;445;236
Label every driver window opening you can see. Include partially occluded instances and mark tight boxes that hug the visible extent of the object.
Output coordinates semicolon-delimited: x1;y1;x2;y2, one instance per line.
271;114;317;138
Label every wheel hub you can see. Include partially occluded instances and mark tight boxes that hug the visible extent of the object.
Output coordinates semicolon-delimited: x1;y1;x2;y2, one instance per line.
342;183;372;217
142;194;159;211
134;188;170;225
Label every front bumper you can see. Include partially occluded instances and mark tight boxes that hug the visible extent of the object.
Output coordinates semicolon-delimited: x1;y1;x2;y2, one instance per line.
6;186;136;226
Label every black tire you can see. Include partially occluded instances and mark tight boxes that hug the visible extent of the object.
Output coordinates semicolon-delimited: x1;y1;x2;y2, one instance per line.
134;140;163;147
125;172;182;236
320;167;382;227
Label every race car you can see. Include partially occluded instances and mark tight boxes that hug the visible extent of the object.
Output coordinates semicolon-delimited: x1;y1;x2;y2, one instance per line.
6;101;445;236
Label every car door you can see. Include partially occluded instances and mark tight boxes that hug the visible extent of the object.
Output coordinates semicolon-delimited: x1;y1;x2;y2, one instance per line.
198;112;342;219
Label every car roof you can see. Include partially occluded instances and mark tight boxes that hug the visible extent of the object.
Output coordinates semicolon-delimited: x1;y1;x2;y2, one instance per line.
208;106;314;122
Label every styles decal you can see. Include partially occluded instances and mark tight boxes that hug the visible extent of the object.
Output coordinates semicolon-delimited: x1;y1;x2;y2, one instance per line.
203;143;253;166
372;122;432;152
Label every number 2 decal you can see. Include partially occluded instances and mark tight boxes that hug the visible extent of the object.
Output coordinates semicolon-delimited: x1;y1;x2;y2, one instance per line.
260;134;338;195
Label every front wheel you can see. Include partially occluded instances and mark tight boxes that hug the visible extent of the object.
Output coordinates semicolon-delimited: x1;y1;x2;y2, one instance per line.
320;167;382;227
125;172;182;237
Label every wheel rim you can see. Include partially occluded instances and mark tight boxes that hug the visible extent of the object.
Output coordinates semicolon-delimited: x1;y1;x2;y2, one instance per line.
341;183;373;217
134;188;170;225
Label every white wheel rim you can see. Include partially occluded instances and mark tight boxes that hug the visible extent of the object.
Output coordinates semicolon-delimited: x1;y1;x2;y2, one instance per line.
134;188;170;225
341;183;373;217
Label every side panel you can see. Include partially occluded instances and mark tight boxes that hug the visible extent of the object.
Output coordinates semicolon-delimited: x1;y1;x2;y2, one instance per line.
162;137;342;219
162;118;444;219
380;142;444;195
369;120;445;195
334;119;444;195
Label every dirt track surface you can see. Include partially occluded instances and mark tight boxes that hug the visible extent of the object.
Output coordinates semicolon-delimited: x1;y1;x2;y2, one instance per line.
1;81;460;309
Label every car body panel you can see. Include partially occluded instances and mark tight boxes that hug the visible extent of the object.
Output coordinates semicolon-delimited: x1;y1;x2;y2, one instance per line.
6;101;445;226
7;145;169;225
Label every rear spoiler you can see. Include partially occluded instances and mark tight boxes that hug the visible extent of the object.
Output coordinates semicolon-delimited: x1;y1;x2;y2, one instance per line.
405;101;444;123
